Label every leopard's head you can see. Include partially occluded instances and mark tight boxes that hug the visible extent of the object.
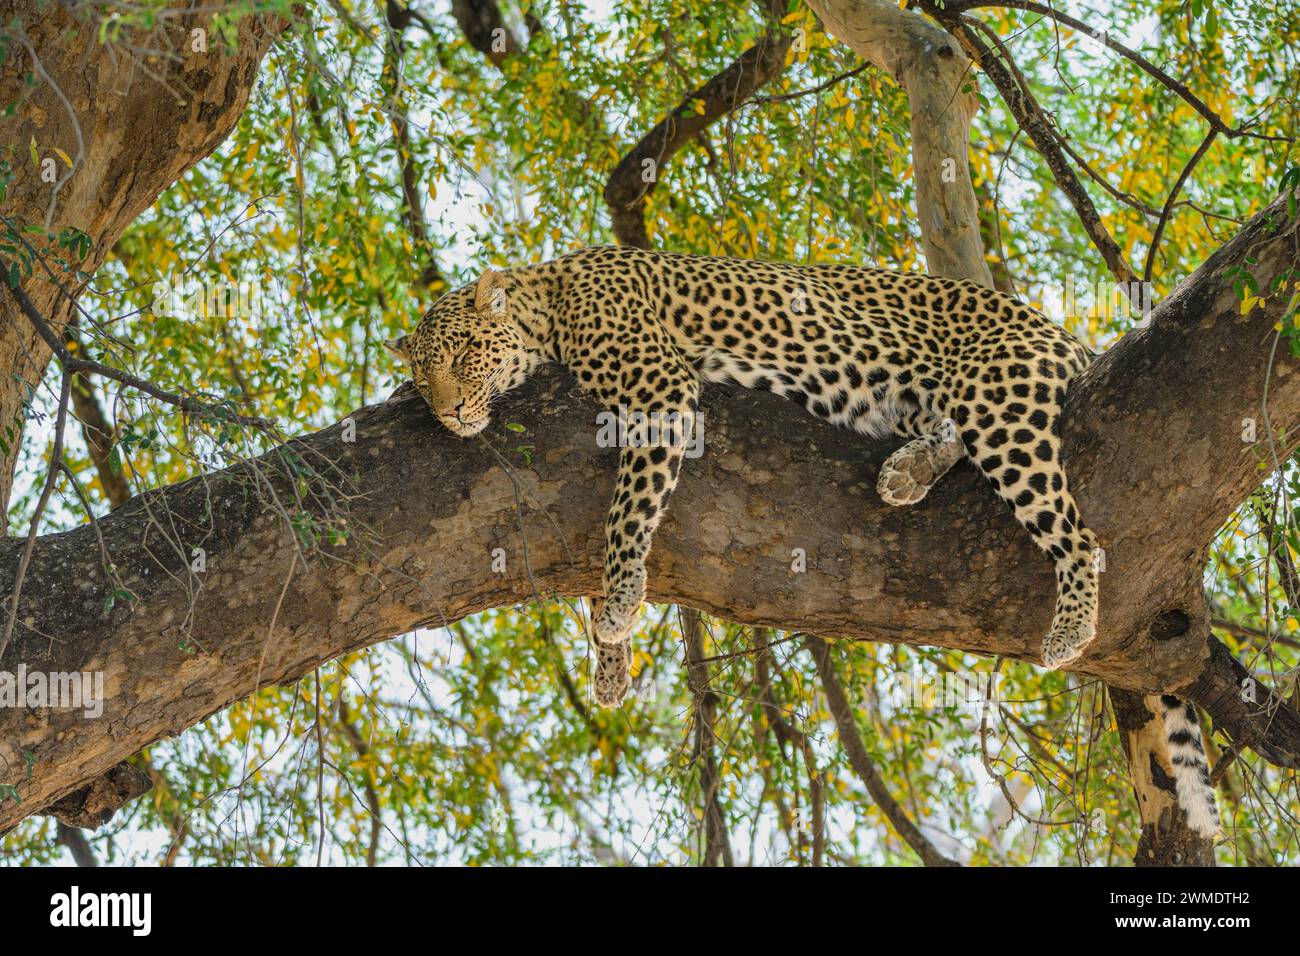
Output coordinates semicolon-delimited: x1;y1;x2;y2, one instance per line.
386;269;526;437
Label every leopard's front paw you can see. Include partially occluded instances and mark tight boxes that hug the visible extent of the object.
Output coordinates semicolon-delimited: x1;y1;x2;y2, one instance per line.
593;639;632;707
592;597;639;646
877;446;938;506
1041;615;1095;670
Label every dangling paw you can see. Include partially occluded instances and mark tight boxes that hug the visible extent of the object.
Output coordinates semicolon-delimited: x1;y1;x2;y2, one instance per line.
592;595;638;646
877;445;939;506
1041;614;1095;670
593;639;632;707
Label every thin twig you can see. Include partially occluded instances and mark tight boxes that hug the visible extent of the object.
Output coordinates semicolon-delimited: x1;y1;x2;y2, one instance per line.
0;369;71;662
6;283;275;429
1144;129;1219;282
947;1;1292;143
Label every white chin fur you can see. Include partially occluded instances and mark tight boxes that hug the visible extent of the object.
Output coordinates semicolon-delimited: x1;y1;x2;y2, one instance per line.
443;417;489;437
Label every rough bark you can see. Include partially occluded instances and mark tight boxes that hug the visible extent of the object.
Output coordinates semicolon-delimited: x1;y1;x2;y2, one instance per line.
806;0;993;285
44;760;151;830
1;192;1299;830
0;4;284;514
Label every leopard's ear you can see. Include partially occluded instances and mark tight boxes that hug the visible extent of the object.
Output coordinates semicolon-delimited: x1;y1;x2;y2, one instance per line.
384;335;411;362
474;269;508;318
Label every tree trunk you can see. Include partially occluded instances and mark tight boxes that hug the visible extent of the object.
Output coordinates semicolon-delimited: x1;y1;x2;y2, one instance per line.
806;0;993;285
807;0;1234;859
0;4;284;513
1110;689;1216;866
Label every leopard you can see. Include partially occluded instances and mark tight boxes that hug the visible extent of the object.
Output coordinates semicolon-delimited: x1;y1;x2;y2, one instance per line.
386;244;1218;837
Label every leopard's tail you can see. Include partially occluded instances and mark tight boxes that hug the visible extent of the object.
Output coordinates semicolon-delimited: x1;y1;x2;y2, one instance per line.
1158;694;1219;838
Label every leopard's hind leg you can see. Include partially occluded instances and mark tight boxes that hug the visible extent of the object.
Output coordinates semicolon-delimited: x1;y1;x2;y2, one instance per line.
877;412;966;506
958;399;1098;670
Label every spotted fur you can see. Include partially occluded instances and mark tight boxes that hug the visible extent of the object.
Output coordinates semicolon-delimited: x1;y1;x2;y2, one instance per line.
387;246;1102;704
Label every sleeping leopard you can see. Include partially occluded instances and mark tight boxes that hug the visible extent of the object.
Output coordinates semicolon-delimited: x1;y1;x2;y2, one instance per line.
386;245;1219;837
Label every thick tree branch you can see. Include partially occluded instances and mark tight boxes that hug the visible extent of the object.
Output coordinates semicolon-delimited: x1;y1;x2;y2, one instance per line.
683;608;733;866
1109;689;1216;866
44;761;152;831
382;0;446;292
450;0;523;67
752;629;827;865
0;6;285;512
56;820;97;867
64;320;132;511
68;372;131;511
918;1;1141;295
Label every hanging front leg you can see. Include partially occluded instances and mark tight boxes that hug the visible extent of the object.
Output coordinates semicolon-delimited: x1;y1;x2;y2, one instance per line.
585;337;699;706
592;440;687;648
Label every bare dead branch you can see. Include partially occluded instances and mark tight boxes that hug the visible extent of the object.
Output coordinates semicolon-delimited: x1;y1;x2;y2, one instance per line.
604;28;793;248
805;635;960;866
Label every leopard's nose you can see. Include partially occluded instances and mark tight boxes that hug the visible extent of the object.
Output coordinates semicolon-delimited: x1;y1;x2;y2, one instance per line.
453;402;466;421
